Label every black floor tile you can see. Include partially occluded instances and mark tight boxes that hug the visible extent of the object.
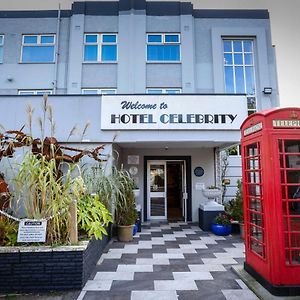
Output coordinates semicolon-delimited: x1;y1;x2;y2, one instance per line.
83;291;131;300
177;290;226;300
110;279;154;291
134;271;174;280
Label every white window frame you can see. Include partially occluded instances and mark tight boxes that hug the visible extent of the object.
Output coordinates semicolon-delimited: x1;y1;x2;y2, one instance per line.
146;88;182;94
223;38;257;114
146;33;181;63
0;35;4;63
18;90;53;95
21;34;56;63
82;88;117;95
83;33;118;63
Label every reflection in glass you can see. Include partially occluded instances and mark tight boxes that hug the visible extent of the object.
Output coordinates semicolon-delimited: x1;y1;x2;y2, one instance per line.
150;165;165;192
150;197;165;216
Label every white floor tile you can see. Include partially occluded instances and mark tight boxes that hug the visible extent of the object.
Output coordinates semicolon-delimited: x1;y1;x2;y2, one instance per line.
188;264;227;272
131;290;178;300
202;257;238;265
214;252;245;259
154;280;198;291
199;237;218;244
153;253;185;259
117;264;153;272
162;234;177;241
235;279;248;290
172;232;187;237
94;271;135;280
180;243;207;249
173;271;213;280
222;289;259;300
108;248;138;254
136;258;170;265
83;280;112;291
151;237;166;244
233;243;245;249
167;248;197;254
76;291;86;300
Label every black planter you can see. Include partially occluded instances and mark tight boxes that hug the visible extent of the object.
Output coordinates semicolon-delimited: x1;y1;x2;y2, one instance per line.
0;228;111;293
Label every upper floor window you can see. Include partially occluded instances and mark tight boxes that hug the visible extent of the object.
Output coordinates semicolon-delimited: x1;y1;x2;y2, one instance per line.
21;34;55;63
18;90;52;95
223;39;256;114
147;33;180;62
0;35;4;63
82;88;116;95
84;34;117;62
146;88;182;94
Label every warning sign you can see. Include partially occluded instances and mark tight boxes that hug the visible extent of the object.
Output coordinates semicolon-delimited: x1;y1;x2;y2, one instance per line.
17;219;47;243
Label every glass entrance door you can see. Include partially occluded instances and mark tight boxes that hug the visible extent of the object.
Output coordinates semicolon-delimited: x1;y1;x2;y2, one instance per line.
147;161;167;219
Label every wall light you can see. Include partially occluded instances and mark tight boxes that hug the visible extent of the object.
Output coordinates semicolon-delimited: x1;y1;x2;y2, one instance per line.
263;87;272;95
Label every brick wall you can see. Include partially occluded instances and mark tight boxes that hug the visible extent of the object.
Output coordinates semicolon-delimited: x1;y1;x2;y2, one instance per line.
0;231;111;292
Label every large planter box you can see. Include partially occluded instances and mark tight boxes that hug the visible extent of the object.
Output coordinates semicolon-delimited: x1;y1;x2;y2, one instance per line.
0;231;111;292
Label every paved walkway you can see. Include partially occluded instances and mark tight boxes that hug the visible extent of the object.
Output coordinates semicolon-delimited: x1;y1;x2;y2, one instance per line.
77;222;258;300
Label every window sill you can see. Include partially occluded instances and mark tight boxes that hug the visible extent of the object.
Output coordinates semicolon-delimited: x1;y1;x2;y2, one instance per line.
19;62;55;64
146;61;181;64
82;61;118;64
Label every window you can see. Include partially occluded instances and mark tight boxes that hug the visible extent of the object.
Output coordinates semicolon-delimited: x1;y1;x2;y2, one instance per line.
82;89;117;95
18;90;52;95
84;34;117;62
146;88;182;94
147;34;180;62
21;34;55;63
223;39;256;114
0;35;4;63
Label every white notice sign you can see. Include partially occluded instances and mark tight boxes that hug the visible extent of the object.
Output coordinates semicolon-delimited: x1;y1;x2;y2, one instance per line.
17;219;47;243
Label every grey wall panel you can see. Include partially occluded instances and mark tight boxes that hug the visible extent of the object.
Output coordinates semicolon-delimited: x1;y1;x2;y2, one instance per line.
67;14;84;93
117;11;146;93
81;64;117;88
84;16;118;32
146;16;180;32
0;64;55;91
180;14;195;93
146;64;182;87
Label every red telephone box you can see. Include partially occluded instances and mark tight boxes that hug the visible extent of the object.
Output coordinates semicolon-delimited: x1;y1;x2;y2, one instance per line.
241;107;300;296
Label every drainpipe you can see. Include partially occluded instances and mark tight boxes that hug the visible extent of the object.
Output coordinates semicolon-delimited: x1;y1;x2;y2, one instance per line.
53;4;61;94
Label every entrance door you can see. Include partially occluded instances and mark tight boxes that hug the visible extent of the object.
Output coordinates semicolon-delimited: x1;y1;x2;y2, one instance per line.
147;161;167;219
147;160;187;220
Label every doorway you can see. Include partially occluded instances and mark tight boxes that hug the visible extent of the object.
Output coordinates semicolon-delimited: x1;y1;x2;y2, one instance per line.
146;158;189;221
167;162;184;220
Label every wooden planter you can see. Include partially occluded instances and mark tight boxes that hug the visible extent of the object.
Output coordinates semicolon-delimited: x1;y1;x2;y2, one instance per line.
0;231;111;292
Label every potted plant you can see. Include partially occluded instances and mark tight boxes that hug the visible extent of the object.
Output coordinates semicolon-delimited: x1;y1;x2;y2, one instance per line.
225;179;244;238
202;185;222;204
211;213;232;236
114;168;138;242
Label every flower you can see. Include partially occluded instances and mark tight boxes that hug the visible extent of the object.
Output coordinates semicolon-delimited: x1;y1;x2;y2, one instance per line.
213;213;231;225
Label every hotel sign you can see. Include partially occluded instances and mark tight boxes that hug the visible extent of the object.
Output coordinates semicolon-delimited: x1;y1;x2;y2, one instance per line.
101;95;247;130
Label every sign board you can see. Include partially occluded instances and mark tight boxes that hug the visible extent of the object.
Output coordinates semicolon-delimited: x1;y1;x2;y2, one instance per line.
273;119;300;128
243;122;263;136
101;95;248;130
17;219;47;243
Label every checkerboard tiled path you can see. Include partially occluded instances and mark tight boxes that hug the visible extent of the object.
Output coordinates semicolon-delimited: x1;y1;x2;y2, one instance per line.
77;222;258;300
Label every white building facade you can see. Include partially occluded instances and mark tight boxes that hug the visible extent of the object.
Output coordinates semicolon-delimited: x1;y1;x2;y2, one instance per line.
0;0;278;221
